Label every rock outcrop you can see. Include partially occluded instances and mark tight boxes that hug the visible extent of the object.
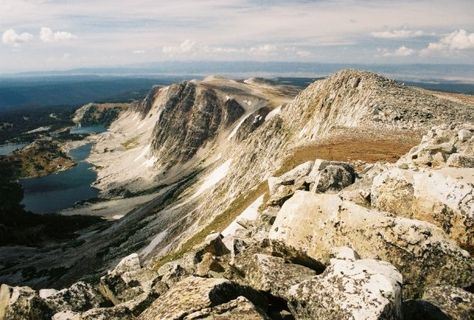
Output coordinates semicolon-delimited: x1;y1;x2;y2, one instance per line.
288;252;402;320
73;103;128;127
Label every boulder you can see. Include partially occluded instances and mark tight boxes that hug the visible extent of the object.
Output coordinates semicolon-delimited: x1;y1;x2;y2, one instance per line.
233;253;317;299
269;191;473;298
183;296;269;320
0;284;51;320
41;281;105;314
99;253;161;306
422;285;474;320
307;160;356;193
447;153;474;168
138;276;262;320
288;257;402;320
266;160;355;206
339;163;388;207
397;124;474;169
371;167;474;249
157;260;190;287
53;305;133;320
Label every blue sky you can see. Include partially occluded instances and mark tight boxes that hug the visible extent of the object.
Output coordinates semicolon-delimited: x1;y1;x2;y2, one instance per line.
0;0;473;72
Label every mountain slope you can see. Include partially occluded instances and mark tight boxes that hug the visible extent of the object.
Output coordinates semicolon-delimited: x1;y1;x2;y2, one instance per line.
0;70;472;291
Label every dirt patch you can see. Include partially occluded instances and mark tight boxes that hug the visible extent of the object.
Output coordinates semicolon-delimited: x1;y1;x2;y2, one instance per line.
275;133;421;176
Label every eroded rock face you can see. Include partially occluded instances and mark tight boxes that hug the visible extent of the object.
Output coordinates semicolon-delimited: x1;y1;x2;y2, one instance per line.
52;305;133;320
269;191;473;298
99;253;167;316
288;254;402;320
183;296;269;320
234;107;270;142
138;276;262;320
371;167;474;249
266;160;355;207
232;253;317;299
422;285;474;320
398;123;474;169
0;284;51;320
150;82;245;167
41;282;105;314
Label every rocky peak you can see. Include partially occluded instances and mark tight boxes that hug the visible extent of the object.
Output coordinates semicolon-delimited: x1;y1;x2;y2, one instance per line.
150;81;245;166
284;69;473;140
133;85;162;118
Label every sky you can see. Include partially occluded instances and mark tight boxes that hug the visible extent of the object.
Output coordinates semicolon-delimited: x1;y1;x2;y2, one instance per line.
0;0;473;73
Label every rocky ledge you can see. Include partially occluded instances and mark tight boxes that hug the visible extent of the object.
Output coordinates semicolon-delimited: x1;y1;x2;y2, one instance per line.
1;123;473;320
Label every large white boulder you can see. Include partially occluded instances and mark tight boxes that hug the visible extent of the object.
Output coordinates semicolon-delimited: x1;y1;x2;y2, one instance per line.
269;191;473;298
288;254;402;320
371;167;474;249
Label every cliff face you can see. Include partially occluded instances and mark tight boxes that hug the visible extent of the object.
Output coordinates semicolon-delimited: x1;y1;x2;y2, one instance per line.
73;103;129;127
1;70;473;303
150;81;245;167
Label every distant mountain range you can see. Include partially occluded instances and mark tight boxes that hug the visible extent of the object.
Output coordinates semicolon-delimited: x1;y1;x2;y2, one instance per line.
3;61;474;82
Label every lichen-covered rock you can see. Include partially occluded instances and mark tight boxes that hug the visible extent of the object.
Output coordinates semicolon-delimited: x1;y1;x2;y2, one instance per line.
307;159;356;193
269;191;473;298
233;253;317;299
397;123;474;169
371;167;474;249
266;159;355;206
99;253;161;307
53;305;133;320
157;260;190;287
138;276;261;320
41;281;105;314
183;296;269;320
422;285;474;320
0;284;51;320
288;257;402;320
267;161;314;206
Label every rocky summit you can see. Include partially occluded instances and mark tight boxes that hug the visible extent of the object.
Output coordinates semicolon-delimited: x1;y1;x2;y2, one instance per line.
0;70;473;320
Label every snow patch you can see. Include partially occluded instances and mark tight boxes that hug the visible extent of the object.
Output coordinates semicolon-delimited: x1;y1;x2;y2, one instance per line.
134;144;151;162
222;195;264;237
112;214;124;220
194;159;232;197
141;230;168;257
143;155;157;168
265;106;281;121
227;114;251;141
26;126;51;134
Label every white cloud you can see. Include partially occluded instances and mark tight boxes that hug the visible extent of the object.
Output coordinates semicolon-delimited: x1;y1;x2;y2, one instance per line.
162;39;197;55
40;27;76;43
249;44;277;56
378;46;415;57
132;50;146;54
424;29;474;53
371;29;426;39
2;29;34;47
